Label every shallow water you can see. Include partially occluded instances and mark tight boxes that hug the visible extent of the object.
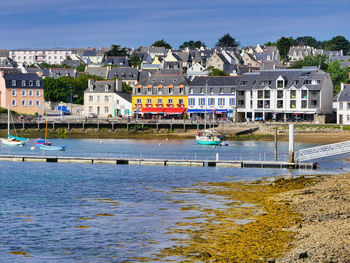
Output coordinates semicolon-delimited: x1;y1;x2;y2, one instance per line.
0;139;346;262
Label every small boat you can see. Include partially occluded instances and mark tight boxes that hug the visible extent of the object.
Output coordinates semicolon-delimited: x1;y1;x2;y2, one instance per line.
34;139;52;146
196;130;221;145
1;106;29;146
38;121;66;151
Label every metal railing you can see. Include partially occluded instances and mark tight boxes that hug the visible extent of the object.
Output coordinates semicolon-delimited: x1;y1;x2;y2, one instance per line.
295;140;350;161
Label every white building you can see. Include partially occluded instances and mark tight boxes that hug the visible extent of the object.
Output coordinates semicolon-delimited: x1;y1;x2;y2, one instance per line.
84;79;132;118
9;48;74;66
336;84;350;124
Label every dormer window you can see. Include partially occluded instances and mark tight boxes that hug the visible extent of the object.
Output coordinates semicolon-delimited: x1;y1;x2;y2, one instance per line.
161;80;164;83
277;80;284;89
105;84;109;91
152;79;155;83
22;80;26;86
209;88;214;94
173;79;177;82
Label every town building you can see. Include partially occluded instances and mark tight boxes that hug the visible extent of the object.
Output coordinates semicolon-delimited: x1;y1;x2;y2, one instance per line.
132;75;189;119
336;83;350;124
84;79;132;118
9;48;74;66
187;76;239;119
0;71;45;114
236;67;333;123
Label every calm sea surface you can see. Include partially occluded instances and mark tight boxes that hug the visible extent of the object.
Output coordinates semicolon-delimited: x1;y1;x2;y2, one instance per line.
0;139;346;262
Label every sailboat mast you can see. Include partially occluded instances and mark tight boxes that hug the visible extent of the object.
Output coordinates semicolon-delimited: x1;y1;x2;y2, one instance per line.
7;105;10;137
205;80;207;130
45;120;48;144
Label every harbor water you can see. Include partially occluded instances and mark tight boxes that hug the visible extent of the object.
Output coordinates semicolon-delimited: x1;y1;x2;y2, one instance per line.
0;139;346;262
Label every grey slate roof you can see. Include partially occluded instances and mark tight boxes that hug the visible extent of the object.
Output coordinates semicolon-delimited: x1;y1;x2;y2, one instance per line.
86;66;108;78
190;76;240;86
104;57;129;67
108;67;139;80
137;74;189;87
0;58;17;68
49;68;76;78
3;73;43;89
338;85;350;102
83;50;97;57
85;80;132;102
0;49;9;57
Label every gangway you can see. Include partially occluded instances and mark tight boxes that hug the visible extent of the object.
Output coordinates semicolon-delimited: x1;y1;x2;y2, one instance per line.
295;140;350;162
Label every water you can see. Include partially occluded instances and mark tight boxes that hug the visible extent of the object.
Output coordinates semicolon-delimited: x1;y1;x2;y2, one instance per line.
0;139;347;262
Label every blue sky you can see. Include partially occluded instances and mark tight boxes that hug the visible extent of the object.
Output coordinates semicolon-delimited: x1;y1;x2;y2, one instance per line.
1;0;350;49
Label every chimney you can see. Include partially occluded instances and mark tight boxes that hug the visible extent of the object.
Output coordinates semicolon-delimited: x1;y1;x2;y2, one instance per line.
341;83;346;91
115;79;123;92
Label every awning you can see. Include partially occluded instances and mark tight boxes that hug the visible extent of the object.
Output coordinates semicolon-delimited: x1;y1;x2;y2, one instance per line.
140;107;165;114
164;108;187;114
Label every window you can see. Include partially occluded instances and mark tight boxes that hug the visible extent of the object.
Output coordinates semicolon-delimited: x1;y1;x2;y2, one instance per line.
136;98;142;104
168;88;173;94
264;100;270;108
264;90;270;99
179;87;184;94
301;90;307;99
104;106;109;113
292;80;299;85
199;98;205;106
189;88;193;94
29;90;33;96
303;80;312;85
277;100;283;109
348;103;350;110
290;100;296;109
178;99;184;105
89;95;93;102
277;80;284;88
231;88;235;94
22;89;26;96
219;88;224;94
189;98;195;106
277;90;283;99
116;100;119;104
12;89;16;96
22;80;26;86
258;90;263;99
137;87;142;94
21;99;26;106
147;87;152;94
147;98;152;104
36;90;40;96
229;98;235;106
260;80;272;86
105;96;109;102
209;88;214;94
290;90;296;99
168;99;173;104
218;98;225;106
36;100;40;106
105;85;109;91
200;88;204;94
97;95;100;102
12;80;16;86
28;100;33;106
157;98;163;104
311;100;318;106
36;80;40;87
257;100;263;108
11;100;16;106
89;106;93;113
301;100;307;109
208;98;215;106
240;81;247;86
157;88;163;95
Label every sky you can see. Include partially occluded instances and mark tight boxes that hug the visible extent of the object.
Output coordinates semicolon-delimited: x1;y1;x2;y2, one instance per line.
1;0;350;50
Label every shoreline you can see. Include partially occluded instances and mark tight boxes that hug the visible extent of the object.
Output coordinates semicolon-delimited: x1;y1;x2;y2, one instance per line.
158;173;350;262
3;128;350;144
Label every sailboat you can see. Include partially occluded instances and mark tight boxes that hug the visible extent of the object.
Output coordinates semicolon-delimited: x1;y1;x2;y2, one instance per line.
195;81;222;145
1;106;29;146
38;121;66;151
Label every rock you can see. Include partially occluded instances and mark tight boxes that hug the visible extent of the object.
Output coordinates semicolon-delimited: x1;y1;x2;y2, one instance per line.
267;258;275;263
298;251;308;259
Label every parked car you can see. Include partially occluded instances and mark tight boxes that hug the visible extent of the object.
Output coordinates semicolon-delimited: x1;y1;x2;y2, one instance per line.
88;113;97;118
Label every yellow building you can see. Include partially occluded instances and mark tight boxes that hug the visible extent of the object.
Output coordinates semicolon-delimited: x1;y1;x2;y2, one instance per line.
132;75;189;117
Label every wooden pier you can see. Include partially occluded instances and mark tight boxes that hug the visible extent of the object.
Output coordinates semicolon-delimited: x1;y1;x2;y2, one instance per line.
0;154;316;169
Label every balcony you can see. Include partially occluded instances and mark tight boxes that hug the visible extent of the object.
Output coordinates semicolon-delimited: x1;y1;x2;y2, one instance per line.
156;103;163;107
145;103;153;107
135;103;142;108
166;104;174;108
177;104;185;108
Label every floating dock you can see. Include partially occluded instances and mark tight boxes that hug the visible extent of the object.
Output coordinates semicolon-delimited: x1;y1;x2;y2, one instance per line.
0;155;316;169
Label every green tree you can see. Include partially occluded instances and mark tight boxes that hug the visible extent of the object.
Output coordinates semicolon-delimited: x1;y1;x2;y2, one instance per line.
129;52;141;68
179;40;206;49
122;82;132;93
216;33;240;47
326;60;348;94
76;64;86;72
324;36;350;55
151;39;172;49
289;54;328;70
209;68;229;76
264;41;276;46
295;36;323;48
276;37;295;61
104;45;128;57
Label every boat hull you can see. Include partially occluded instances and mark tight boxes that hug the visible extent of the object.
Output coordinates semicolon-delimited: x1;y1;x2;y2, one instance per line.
1;138;25;146
39;145;66;151
196;139;221;145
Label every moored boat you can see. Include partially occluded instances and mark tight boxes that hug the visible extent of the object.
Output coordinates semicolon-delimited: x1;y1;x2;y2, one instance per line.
1;106;28;146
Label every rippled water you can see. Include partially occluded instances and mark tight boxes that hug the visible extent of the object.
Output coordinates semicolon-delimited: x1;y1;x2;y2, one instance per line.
0;139;346;262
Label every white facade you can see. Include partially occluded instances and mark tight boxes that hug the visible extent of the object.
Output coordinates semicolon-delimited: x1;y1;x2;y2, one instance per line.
9;49;73;65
